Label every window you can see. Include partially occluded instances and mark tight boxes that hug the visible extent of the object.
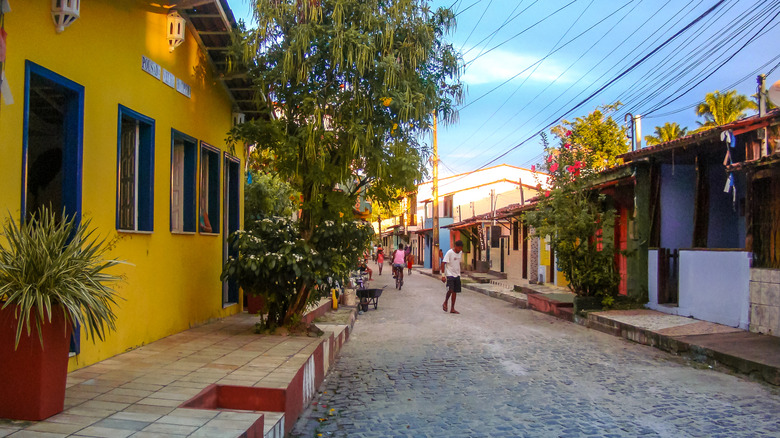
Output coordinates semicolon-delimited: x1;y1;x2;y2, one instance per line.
442;195;454;218
170;130;198;232
199;143;220;233
490;225;501;248
117;106;154;231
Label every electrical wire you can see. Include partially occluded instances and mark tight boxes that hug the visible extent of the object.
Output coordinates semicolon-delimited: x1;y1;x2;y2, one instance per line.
449;0;694;167
458;0;493;53
443;0;727;184
447;0;598;158
448;0;644;163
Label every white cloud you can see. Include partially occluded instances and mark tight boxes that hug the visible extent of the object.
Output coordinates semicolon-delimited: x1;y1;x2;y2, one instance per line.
461;47;573;86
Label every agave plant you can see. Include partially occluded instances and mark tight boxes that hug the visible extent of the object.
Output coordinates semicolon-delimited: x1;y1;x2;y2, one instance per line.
0;207;123;348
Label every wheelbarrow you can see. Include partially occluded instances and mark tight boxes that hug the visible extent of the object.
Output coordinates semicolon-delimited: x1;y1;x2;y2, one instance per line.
356;287;384;312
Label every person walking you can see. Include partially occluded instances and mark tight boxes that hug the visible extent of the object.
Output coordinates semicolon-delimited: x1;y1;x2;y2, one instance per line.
441;240;464;314
376;245;384;275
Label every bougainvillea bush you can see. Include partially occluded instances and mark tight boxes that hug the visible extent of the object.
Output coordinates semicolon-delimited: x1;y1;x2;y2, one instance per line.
525;104;629;300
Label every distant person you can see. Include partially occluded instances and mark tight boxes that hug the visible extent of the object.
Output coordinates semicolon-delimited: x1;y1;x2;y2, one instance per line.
376;245;384;275
406;250;414;275
392;243;406;285
441;240;464;314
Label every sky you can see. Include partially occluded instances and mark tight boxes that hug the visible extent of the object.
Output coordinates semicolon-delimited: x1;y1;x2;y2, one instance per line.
225;0;780;177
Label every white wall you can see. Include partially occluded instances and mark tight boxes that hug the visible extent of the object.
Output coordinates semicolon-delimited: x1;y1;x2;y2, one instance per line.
646;249;750;329
678;250;750;329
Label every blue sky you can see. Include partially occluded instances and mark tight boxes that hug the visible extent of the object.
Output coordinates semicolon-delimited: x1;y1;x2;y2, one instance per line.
225;0;780;176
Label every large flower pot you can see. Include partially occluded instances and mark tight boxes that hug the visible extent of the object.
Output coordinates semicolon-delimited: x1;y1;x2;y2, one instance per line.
245;294;266;315
0;304;72;421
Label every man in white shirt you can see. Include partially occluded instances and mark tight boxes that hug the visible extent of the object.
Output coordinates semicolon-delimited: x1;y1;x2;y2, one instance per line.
440;240;464;314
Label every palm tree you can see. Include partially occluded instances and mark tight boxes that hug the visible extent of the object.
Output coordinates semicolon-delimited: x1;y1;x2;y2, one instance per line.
644;122;688;146
695;89;757;128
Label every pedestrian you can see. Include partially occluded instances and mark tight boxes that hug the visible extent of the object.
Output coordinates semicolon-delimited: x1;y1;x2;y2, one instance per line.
441;240;464;314
376;245;384;275
406;251;414;275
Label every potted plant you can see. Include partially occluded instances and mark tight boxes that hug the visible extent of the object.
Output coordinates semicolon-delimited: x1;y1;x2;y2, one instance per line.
0;207;122;421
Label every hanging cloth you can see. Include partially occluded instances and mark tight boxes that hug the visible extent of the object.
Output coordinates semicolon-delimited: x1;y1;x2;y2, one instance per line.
720;130;737;209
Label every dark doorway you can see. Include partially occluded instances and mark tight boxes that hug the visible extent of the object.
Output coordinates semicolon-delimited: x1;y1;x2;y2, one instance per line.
24;62;84;353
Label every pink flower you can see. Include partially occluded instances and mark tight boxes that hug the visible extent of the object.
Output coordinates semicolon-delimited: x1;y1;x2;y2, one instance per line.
563;143;570;149
531;165;536;172
546;155;553;163
574;161;583;168
549;162;559;172
566;130;572;137
545;190;551;197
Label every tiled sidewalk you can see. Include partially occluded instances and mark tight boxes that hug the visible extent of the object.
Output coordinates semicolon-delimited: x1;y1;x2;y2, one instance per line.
0;311;348;437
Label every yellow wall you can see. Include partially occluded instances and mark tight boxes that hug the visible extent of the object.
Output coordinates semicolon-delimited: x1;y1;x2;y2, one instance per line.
1;1;244;370
538;236;569;287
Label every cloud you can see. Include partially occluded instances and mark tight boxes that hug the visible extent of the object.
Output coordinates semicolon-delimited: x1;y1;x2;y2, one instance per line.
461;47;573;86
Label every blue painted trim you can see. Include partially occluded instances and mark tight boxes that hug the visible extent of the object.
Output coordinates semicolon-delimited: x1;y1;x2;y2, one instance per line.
22;61;85;226
23;61;85;354
116;105;155;232
223;154;241;304
199;143;221;234
171;129;198;232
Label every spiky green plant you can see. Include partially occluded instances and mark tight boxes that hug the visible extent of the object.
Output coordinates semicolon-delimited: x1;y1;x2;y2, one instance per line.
0;207;123;349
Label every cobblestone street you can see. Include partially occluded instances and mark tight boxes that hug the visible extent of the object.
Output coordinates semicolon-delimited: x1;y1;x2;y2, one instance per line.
292;269;780;437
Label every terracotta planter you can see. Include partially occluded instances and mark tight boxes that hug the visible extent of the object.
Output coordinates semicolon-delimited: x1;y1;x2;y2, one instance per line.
0;304;72;421
245;294;266;315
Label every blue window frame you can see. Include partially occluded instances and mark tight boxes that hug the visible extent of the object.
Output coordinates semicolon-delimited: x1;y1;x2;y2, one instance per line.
116;105;155;232
199;143;220;234
171;130;198;233
23;61;85;355
22;61;84;225
223;153;241;304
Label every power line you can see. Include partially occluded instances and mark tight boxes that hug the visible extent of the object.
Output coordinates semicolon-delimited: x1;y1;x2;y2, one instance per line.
462;0;579;69
447;0;598;158
458;0;493;53
451;0;727;182
448;0;643;164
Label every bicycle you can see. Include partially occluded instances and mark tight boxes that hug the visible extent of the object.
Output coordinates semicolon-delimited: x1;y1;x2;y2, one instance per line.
392;263;404;290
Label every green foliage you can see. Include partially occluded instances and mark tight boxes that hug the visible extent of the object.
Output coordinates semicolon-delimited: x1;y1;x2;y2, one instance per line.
225;0;462;322
229;0;462;211
695;89;757;128
0;207;123;348
244;171;300;221
222;217;373;328
644;122;688;146
550;102;628;171
525;105;627;297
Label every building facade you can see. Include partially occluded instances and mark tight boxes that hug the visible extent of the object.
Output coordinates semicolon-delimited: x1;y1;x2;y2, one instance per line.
0;1;247;370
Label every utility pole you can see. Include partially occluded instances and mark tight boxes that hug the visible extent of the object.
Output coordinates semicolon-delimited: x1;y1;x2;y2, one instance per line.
432;113;440;274
758;74;768;157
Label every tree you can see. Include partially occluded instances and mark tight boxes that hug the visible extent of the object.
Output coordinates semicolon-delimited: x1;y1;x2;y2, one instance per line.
227;0;462;325
550;102;627;171
644;122;688;146
525;104;629;299
695;89;757;128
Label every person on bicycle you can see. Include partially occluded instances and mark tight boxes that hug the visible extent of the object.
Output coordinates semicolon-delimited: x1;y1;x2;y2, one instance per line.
392;243;406;285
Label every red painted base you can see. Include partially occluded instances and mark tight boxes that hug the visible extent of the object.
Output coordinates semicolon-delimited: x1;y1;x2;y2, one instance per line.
0;305;72;421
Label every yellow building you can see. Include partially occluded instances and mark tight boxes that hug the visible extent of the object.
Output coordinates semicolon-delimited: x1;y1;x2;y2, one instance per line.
0;1;253;370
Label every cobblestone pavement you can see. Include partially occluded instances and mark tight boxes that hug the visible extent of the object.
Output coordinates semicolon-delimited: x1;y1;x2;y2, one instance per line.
292;269;780;437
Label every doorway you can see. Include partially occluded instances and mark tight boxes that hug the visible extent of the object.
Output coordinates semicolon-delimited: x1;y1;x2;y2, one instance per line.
23;62;84;353
23;61;83;223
